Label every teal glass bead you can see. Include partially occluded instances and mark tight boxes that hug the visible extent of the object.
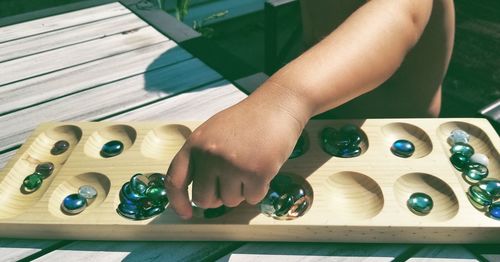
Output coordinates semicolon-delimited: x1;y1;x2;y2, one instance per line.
391;139;415;158
463;163;489;182
450;142;474;158
488;202;500;220
450;153;470;171
147;173;165;188
22;172;43;192
35;162;54;179
100;140;124;158
51;140;69;155
448;129;470;145
270;174;293;193
61;193;87;214
120;182;143;202
321;126;363;158
478;179;500;199
145;186;168;206
467;185;493;208
129;173;148;195
259;191;280;216
289;134;307;159
407;192;433;215
204;205;227;219
340;124;362;146
117;202;143;220
144;206;165;218
273;194;295;217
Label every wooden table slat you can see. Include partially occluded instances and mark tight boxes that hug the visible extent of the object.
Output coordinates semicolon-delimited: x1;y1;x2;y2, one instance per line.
0;40;191;115
0;13;148;63
0;58;222;152
406;245;479;261
0;25;168;86
0;2;129;43
0;239;61;262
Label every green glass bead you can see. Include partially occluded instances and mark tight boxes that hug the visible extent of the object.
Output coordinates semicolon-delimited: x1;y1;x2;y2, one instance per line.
270;174;293;193
463;163;488;182
145;186;168;206
129;173;148;195
35;162;54;179
100;140;124;158
450;153;470;171
147;173;165;188
340;124;362;146
22;172;43;192
467;185;493;208
450;142;474;158
204;205;227;219
321;126;363;158
289;134;307;159
51;140;69;155
478;179;500;199
407;192;433;215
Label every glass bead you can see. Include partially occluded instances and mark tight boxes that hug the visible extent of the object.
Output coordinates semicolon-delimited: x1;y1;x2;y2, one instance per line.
450;153;470;171
129;173;149;195
467;185;493;208
145;186;169;206
35;162;54;179
273;193;295;217
340;124;362;146
488;202;500;220
22;172;43;192
391;139;415;158
259;191;280;216
51;140;69;155
478;179;500;199
407;192;433;215
448;129;470;145
78;185;97;201
61;193;87;214
289;134;307;159
100;140;124;158
204;205;227;219
470;153;489;167
117;202;143;220
120;182;144;202
147;173;165;188
144;206;165;218
321;126;363;158
450;142;474;158
463;163;489;182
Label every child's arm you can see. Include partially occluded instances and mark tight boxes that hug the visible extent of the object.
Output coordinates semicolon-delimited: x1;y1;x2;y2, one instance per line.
165;0;434;219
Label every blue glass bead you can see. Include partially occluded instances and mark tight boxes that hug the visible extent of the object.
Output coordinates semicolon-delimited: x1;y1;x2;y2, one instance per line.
289;134;307;159
147;173;165;188
463;163;488;182
100;140;124;158
51;140;69;155
448;129;469;145
407;192;433;215
450;142;474;158
478;179;500;199
391;139;415;158
204;205;227;219
338;146;361;158
488;202;500;220
61;193;87;214
450;153;470;171
129;173;148;195
467;185;493;209
35;162;54;179
22;172;43;193
117;202;142;220
120;182;144;202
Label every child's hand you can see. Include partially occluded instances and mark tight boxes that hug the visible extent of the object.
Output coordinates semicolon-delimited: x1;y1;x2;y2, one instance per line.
164;85;309;219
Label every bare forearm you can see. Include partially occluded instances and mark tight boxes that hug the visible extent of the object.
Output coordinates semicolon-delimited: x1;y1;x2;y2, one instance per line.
251;0;433;124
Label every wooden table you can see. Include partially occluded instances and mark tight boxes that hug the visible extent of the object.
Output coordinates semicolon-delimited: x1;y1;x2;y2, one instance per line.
0;1;498;261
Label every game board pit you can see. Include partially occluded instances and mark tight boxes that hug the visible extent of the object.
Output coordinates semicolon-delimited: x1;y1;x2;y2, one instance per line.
141;124;191;160
381;122;432;159
84;125;136;159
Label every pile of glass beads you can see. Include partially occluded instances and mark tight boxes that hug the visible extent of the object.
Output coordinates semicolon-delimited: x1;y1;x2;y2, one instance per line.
61;185;97;215
22;162;54;193
448;129;499;219
117;173;169;220
259;174;311;220
321;124;363;158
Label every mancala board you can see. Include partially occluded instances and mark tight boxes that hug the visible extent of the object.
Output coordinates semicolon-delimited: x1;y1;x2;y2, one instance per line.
0;119;498;243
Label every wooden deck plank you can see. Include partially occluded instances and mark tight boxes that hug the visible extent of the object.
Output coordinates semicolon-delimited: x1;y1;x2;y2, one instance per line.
0;13;148;62
0;41;191;115
0;239;62;262
406;245;478;261
0;58;222;152
217;242;410;262
0;2;129;43
0;25;167;86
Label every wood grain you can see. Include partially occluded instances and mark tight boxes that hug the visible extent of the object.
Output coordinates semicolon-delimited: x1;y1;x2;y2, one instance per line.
406;245;478;261
0;239;61;262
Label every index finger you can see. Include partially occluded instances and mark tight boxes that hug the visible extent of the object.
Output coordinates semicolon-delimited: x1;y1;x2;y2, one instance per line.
165;145;193;219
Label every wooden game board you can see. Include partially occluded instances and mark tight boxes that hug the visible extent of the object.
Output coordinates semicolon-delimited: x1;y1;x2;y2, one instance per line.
0;119;498;243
